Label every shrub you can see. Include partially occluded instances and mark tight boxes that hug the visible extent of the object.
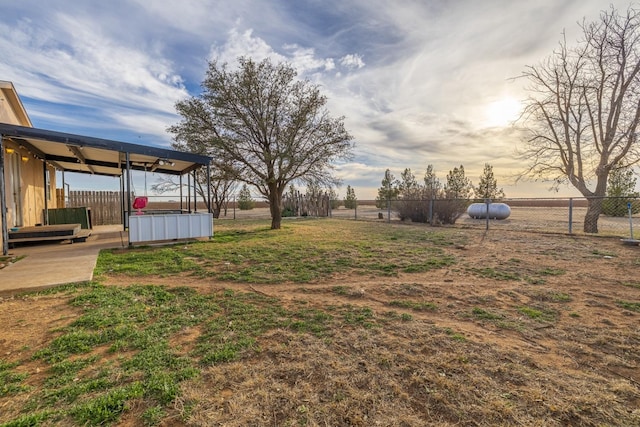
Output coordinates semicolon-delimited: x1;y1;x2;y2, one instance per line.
432;199;469;225
602;198;640;217
376;169;399;209
603;165;639;217
344;185;357;209
237;184;255;210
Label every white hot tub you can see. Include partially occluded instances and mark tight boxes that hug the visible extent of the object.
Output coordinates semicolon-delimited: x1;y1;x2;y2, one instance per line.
128;213;213;244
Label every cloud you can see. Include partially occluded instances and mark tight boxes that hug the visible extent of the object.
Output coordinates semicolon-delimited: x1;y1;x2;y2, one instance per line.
209;27;366;78
340;54;365;69
209;28;282;66
0;0;633;196
0;11;190;142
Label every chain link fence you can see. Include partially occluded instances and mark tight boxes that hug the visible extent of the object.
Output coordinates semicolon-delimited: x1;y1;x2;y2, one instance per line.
212;197;640;238
327;197;640;238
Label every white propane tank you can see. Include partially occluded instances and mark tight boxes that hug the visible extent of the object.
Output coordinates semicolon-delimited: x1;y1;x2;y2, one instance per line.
467;202;511;220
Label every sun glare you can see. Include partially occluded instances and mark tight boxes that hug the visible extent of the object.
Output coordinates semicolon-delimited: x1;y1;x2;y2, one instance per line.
485;97;521;128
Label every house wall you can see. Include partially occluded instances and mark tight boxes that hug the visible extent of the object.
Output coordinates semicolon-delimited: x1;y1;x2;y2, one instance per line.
1;84;57;253
0;102;21;124
3;141;60;226
3;140;57;227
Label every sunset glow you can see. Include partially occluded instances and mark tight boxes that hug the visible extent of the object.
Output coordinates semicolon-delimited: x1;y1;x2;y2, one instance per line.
485;97;521;128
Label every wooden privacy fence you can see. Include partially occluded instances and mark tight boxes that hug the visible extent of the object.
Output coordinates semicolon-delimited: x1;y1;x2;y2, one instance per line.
67;191;122;226
283;191;330;217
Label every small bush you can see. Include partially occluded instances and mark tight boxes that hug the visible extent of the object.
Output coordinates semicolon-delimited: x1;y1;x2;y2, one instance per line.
237;184;255;211
394;199;430;223
432;199;469;225
343;185;357;209
602;197;640;217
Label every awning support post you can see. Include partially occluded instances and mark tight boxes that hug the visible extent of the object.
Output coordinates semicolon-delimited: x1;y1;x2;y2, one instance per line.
193;170;197;213
187;173;191;213
179;175;183;212
0;137;9;256
120;172;126;231
125;152;131;230
207;163;212;214
43;161;49;225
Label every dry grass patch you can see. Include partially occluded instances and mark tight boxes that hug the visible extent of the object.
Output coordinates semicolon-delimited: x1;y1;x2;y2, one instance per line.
2;220;640;426
178;318;638;426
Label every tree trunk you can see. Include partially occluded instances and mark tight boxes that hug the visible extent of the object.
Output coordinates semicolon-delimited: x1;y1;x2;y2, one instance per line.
582;171;608;234
584;197;603;233
268;184;284;229
213;198;225;219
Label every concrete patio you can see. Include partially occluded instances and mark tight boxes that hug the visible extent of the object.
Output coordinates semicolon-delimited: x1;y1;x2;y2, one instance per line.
0;225;127;295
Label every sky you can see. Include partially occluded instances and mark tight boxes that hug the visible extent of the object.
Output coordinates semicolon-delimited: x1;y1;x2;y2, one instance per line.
0;0;635;199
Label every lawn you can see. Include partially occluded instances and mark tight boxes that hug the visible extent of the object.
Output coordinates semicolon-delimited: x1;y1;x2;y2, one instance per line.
1;218;639;426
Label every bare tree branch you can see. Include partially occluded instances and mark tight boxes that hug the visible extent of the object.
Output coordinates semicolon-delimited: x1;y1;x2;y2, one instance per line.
519;4;640;232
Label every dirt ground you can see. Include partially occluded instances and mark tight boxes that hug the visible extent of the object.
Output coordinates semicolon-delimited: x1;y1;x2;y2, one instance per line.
1;228;639;426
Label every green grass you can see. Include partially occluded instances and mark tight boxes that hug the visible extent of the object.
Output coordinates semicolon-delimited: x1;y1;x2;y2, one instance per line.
470;307;523;330
617;300;640;312
466;264;567;285
622;281;640;289
332;286;351;296
1;275;406;426
2;219;638;426
0;360;30;396
400;313;413;321
471;307;504;320
95;219;460;283
0;220;465;425
0;255;25;265
549;292;571;302
537;268;566;276
591;249;617;258
444;328;467;342
341;305;376;328
530;291;572;303
517;306;557;322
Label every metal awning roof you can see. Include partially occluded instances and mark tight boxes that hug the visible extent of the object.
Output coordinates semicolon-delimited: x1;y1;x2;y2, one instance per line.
0;123;211;177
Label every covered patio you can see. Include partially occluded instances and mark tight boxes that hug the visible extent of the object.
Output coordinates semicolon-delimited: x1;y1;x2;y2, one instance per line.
0;224;126;294
0;123;213;255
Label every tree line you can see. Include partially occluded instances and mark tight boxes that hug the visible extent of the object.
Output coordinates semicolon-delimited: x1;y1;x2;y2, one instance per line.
372;164;503;224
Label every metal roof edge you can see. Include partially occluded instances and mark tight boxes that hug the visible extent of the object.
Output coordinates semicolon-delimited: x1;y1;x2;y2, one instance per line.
0;123;212;165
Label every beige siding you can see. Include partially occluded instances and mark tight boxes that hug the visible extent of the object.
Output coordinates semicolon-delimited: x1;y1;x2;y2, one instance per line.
3;143;58;226
0;82;31;127
1;82;55;252
0;101;23;124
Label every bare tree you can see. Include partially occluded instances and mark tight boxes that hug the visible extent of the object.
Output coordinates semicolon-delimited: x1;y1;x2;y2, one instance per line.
158;125;239;218
520;5;640;233
151;167;237;218
168;57;354;229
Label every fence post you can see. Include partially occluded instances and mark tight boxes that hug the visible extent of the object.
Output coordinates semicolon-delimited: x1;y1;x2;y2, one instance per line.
628;202;634;239
387;199;391;223
485;198;491;231
354;200;357;220
429;198;434;225
568;198;573;234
